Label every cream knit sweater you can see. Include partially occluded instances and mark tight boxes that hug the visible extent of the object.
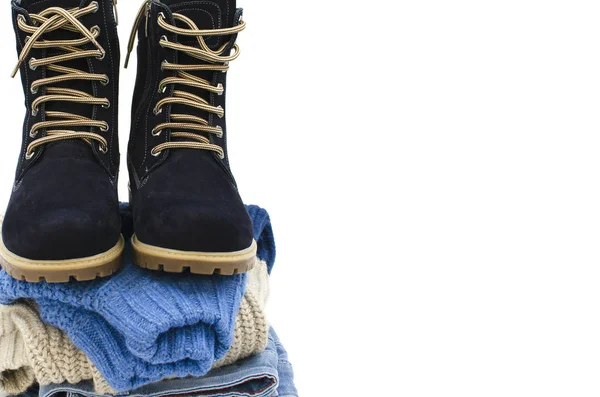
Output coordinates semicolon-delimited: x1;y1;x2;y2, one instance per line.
0;259;269;395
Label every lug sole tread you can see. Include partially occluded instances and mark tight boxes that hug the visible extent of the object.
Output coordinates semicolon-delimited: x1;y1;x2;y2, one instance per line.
131;234;256;276
0;234;125;283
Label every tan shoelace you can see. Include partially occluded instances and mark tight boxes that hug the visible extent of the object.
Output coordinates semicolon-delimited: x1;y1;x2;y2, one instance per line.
126;2;245;158
12;2;110;159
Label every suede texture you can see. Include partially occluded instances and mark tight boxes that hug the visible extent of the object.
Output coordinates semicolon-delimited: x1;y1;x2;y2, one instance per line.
3;0;121;260
3;145;121;260
131;151;253;252
128;0;253;253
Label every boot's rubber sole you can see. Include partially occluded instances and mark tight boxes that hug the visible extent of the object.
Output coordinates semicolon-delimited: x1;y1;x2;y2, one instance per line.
131;234;257;275
0;234;125;283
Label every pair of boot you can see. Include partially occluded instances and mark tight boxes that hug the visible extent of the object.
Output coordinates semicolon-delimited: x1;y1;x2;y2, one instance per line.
0;0;256;282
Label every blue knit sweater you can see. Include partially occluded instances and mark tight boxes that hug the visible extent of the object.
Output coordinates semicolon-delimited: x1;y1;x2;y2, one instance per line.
0;204;275;392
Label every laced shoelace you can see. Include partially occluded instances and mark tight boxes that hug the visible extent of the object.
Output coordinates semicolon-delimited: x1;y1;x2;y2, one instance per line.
12;2;110;159
126;2;245;159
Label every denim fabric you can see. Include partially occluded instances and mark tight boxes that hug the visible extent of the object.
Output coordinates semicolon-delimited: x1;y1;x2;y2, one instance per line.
9;384;39;397
270;329;298;397
37;328;298;397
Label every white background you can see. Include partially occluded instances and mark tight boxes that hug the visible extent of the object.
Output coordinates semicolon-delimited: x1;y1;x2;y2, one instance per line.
0;0;600;396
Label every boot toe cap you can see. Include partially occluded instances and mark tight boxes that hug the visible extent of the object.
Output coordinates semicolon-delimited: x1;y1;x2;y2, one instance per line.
2;206;121;260
135;200;254;253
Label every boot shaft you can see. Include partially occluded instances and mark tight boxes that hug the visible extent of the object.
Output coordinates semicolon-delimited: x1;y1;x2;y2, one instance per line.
10;0;121;181
127;0;242;188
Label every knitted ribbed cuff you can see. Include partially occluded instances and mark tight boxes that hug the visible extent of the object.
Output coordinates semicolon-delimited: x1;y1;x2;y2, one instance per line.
38;302;148;392
91;262;246;364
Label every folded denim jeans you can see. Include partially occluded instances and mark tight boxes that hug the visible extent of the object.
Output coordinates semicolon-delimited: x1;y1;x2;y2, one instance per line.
30;328;298;397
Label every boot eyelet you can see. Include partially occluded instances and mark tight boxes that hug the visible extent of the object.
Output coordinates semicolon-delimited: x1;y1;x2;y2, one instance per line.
153;107;162;115
158;12;166;21
29;129;38;138
30;86;38;94
91;25;101;35
152;129;162;137
218;152;225;160
17;15;26;24
31;107;38;116
151;149;162;157
101;123;109;132
29;58;37;70
99;144;108;154
25;151;35;160
161;60;169;71
101;76;109;86
91;1;99;12
216;105;224;118
102;101;111;109
216;83;224;95
216;125;223;138
97;50;106;60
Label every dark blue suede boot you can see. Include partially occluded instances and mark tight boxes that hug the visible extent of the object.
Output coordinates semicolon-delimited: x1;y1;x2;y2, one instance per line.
125;0;255;275
0;0;123;282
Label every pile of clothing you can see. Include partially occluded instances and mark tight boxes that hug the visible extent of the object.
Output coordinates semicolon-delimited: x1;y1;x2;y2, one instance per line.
0;204;298;397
